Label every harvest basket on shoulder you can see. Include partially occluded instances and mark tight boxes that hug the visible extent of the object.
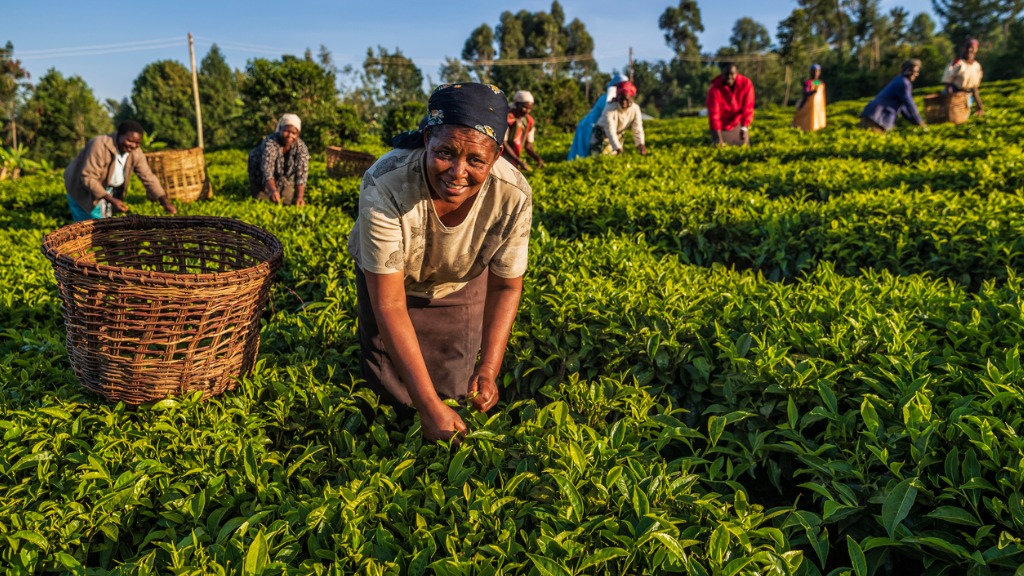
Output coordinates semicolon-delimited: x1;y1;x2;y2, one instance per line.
326;146;376;178
144;147;213;202
924;92;971;125
41;215;283;405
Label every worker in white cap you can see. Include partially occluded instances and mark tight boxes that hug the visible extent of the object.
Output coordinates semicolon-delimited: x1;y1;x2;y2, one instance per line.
247;112;310;206
503;90;545;172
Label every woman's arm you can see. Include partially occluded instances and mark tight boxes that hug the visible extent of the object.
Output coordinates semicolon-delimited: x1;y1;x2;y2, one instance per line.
901;78;925;126
973;87;984;116
364;270;468;440
296;141;310;205
468;273;524;412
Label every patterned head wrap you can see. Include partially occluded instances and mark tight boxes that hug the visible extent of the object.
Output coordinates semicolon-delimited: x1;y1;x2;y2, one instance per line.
276;113;301;133
392;82;509;149
967;38;979;49
810;64;822;73
616;80;637;98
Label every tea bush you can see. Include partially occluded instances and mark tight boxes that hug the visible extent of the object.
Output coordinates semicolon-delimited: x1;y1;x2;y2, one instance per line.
2;80;1024;575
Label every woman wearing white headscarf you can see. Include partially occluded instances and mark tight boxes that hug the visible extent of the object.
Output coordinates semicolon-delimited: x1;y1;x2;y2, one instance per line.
247;113;310;206
503;90;544;172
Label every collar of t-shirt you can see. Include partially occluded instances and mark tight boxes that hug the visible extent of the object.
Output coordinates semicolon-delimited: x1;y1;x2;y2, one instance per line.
108;151;129;188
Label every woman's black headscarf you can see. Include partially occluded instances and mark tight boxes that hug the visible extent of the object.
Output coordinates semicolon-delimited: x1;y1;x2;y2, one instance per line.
392;83;509;149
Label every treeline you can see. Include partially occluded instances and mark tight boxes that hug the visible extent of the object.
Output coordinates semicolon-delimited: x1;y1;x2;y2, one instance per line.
3;0;1024;169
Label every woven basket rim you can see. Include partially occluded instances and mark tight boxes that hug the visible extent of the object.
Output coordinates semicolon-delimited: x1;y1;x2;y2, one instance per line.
144;147;204;157
327;146;376;160
41;215;283;288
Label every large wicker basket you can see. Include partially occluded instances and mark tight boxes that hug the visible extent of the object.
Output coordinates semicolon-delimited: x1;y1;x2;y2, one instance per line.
144;147;213;202
41;216;283;405
924;92;970;125
326;146;376;178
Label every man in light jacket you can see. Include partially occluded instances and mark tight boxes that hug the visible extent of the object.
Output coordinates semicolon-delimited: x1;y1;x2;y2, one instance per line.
64;120;177;221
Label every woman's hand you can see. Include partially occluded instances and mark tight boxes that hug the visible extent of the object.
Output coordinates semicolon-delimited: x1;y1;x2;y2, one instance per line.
638;143;649;156
467;370;499;412
108;196;129;213
296;197;307;207
420;401;468;443
160;197;177;215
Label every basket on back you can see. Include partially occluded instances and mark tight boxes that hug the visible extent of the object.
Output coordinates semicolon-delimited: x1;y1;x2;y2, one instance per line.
41;216;283;405
924;92;971;125
326;146;376;178
144;147;213;202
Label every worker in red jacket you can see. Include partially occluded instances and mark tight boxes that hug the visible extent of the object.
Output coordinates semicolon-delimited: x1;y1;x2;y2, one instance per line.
707;62;755;147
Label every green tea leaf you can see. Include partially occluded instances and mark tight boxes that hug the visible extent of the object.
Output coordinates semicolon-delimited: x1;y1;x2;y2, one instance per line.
847;536;867;576
527;553;571;576
881;477;918;539
924;506;980;527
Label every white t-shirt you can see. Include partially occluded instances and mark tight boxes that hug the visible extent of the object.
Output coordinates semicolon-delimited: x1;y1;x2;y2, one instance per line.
348;147;533;300
108;151;129;188
941;59;983;91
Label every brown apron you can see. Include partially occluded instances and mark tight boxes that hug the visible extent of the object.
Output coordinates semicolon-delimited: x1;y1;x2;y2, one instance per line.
713;127;749;147
355;266;486;409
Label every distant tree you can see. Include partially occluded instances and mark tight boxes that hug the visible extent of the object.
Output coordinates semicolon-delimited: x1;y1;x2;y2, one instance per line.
729;17;772;55
932;0;1005;45
199;44;242;149
240;55;352;152
360;46;426;113
0;42;31;147
381;101;424;146
988;18;1024;79
798;0;851;49
531;76;586;132
777;8;816;64
564;18;597;79
462;23;496;83
906;12;937;44
658;0;704;57
494;11;534;91
889;7;911;42
131;60;196;149
18;69;111;166
439;57;474;84
106;97;136;129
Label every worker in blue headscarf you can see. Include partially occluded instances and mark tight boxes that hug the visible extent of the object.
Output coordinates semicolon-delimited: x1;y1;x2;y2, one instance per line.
567;73;629;161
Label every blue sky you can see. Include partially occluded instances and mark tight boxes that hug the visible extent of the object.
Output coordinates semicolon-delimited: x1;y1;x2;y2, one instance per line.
6;1;935;103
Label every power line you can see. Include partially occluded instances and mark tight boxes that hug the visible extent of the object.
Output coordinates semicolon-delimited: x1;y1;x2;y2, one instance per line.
17;38;186;60
17;37;184;56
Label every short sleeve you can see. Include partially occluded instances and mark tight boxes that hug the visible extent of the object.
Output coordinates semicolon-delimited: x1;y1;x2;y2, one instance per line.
488;194;532;278
357;181;405;274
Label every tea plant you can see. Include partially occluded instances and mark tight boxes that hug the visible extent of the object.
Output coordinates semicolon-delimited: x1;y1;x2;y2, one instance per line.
3;80;1024;575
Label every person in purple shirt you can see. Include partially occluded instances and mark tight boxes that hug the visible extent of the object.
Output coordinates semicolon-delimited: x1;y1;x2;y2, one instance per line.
859;59;927;133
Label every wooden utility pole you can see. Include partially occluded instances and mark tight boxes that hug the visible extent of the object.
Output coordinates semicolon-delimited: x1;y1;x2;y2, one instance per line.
783;65;792;107
629;47;634;81
188;33;204;149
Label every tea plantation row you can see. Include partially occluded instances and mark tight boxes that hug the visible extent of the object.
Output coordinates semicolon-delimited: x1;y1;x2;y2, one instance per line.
1;81;1024;575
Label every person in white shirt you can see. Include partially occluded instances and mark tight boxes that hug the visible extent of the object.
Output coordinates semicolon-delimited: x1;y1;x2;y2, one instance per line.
942;38;984;117
589;80;648;156
63;120;177;221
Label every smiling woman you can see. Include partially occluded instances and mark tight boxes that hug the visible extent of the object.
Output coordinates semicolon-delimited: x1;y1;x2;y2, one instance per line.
63;120;178;221
347;82;533;443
